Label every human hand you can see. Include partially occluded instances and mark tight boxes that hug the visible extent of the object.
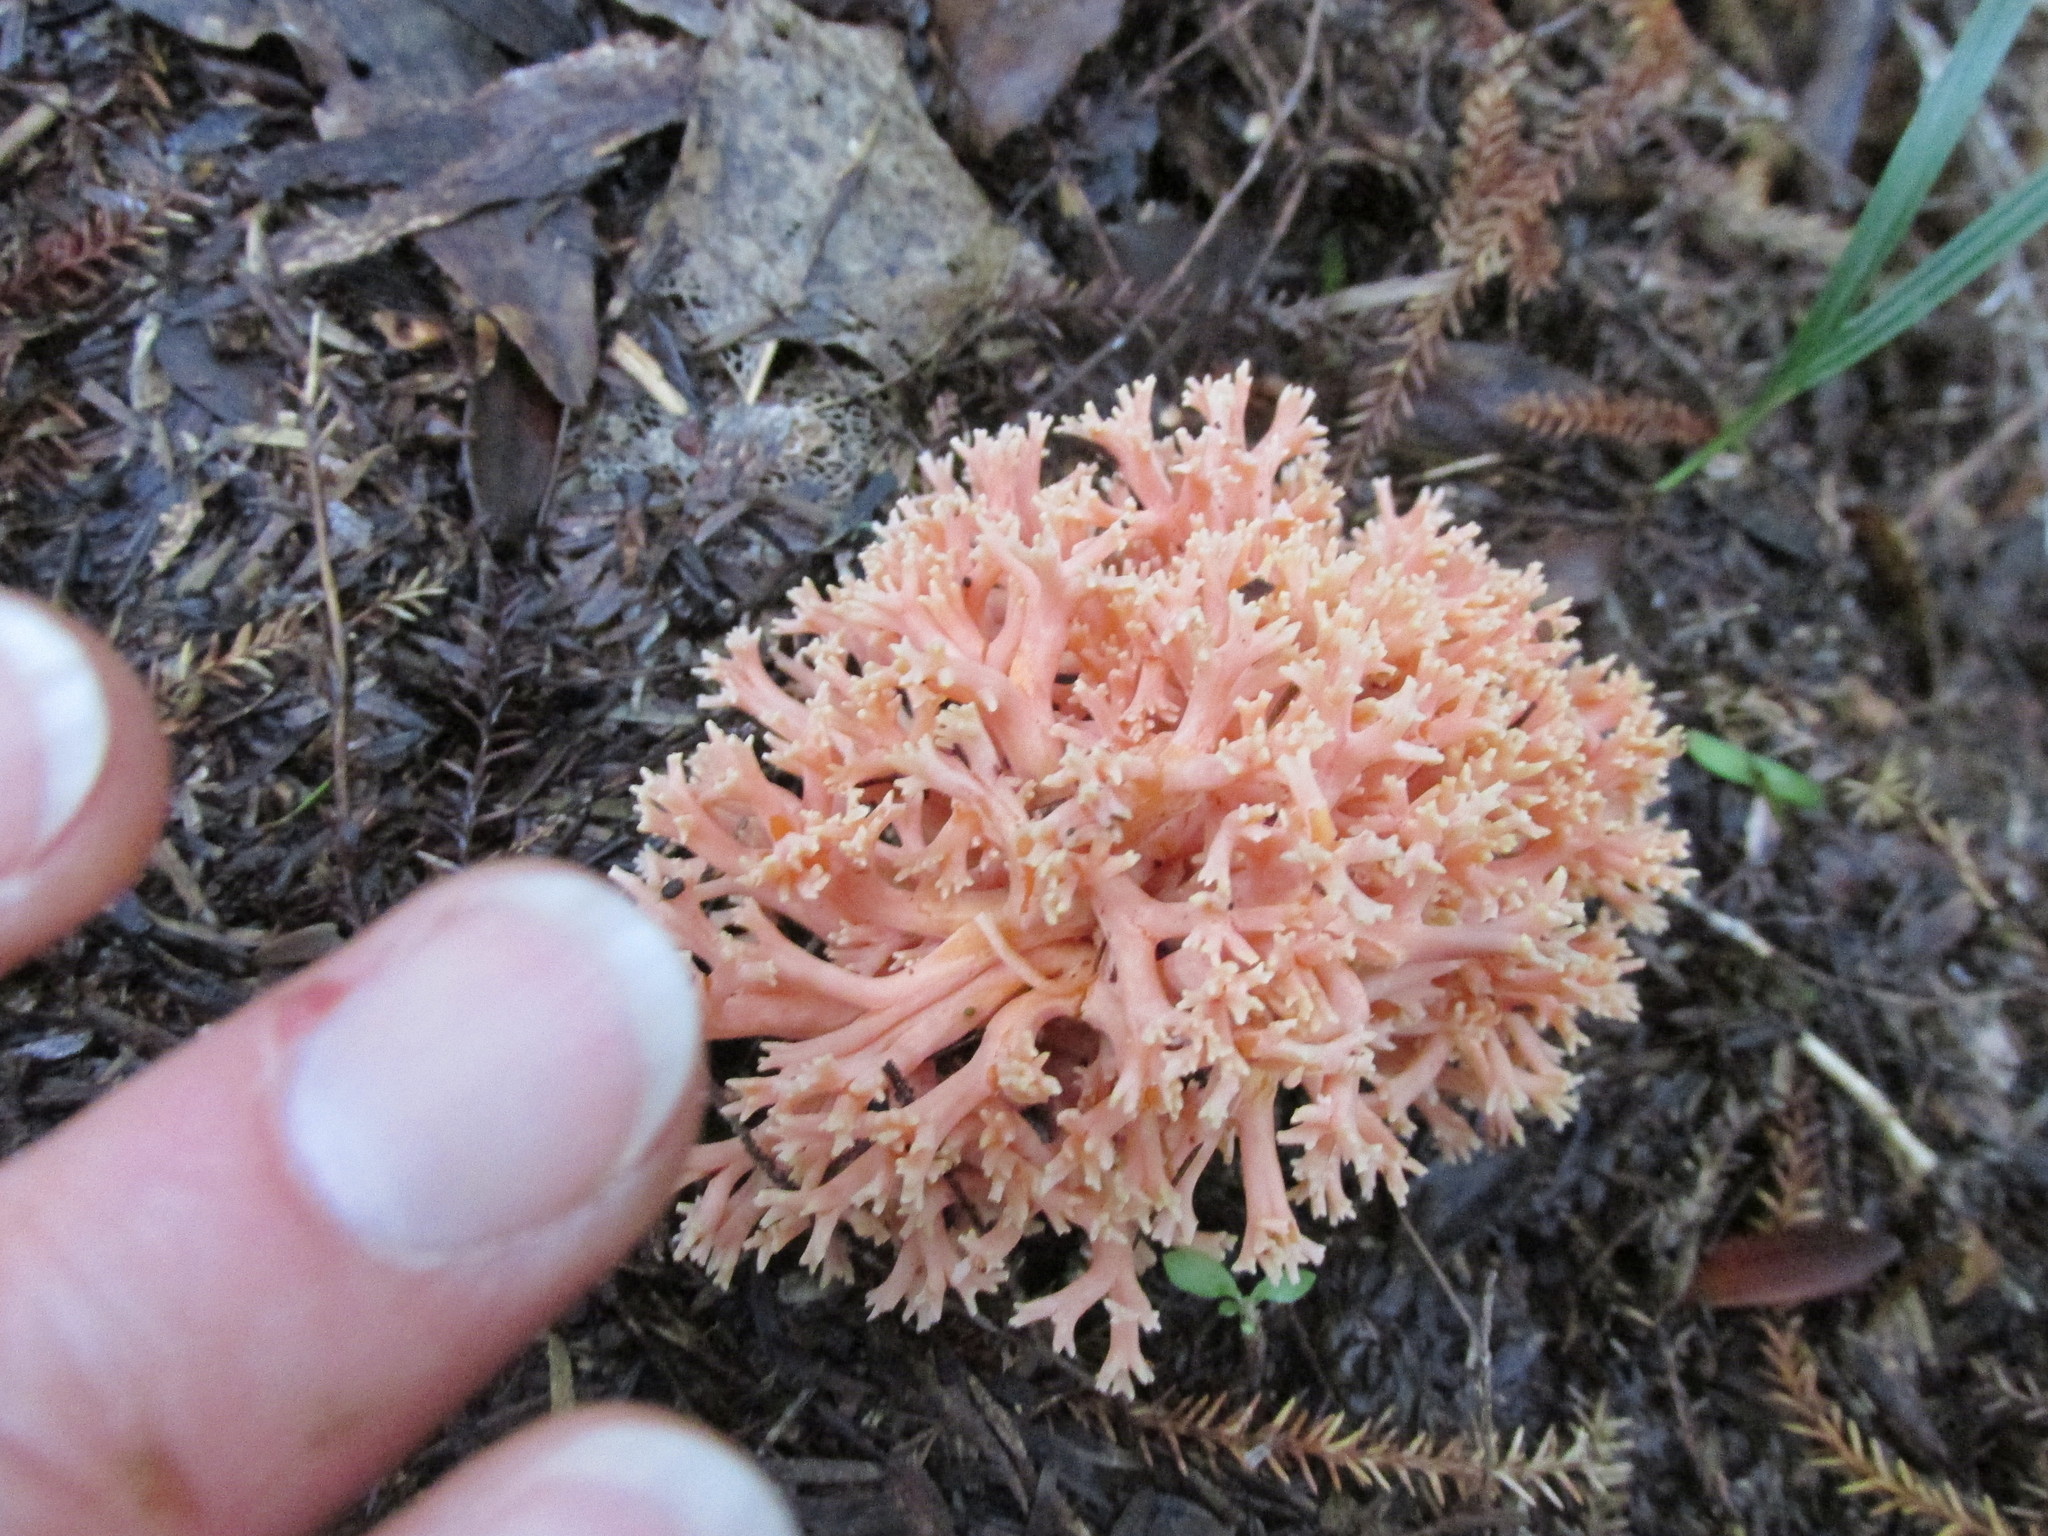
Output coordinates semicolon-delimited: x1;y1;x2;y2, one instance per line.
0;591;796;1536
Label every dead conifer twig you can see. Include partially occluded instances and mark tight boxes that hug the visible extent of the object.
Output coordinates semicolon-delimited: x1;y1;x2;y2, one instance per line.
1075;1392;1630;1510
1344;0;1692;456
154;601;322;716
1502;388;1715;447
1976;1362;2048;1431
0;202;167;321
1757;1073;1829;1229
1760;1320;2026;1536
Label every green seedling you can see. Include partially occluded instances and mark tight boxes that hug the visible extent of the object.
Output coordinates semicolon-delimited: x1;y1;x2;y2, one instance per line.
1661;0;2044;489
1686;729;1824;810
1162;1246;1317;1335
1318;230;1349;294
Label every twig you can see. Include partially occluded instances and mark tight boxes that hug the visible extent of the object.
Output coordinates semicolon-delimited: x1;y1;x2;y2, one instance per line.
1794;1031;1940;1183
1279;270;1457;324
1668;888;1776;958
1080;1391;1630;1509
301;310;357;915
1667;890;1943;1177
608;331;693;417
1136;0;1273;99
1034;0;1329;410
0;84;65;174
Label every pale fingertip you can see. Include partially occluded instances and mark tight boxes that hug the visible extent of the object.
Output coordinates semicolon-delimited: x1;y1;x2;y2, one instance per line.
499;1418;799;1536
0;594;111;876
282;864;703;1264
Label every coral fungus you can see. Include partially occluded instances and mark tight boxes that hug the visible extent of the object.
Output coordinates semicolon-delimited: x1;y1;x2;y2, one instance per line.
625;369;1690;1392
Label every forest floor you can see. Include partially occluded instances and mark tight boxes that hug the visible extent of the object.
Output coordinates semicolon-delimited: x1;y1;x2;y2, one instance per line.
5;0;2048;1532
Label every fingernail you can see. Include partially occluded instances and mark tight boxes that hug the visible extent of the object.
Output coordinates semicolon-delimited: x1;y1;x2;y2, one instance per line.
0;596;110;876
282;866;702;1262
485;1420;798;1536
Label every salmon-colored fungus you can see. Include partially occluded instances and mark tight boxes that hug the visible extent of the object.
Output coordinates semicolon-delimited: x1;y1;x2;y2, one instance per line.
624;370;1691;1392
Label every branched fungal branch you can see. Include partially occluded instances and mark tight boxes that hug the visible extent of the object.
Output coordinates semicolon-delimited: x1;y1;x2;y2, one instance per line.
624;369;1689;1392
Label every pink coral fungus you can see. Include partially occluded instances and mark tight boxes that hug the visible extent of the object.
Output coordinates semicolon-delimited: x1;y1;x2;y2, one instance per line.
626;369;1689;1392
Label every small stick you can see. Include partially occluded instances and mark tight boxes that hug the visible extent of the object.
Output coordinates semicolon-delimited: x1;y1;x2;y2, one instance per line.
0;85;66;174
1668;887;1776;958
1135;0;1271;99
1035;0;1329;410
1796;1031;1940;1182
302;310;357;915
608;331;693;417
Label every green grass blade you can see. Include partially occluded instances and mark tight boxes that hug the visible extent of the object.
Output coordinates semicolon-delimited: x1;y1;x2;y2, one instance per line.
1773;0;2030;377
1659;0;2032;491
1797;159;2048;385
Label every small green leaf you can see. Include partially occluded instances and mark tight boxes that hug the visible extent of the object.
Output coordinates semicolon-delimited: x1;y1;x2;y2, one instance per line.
1162;1247;1244;1302
1686;730;1824;810
1251;1269;1318;1306
1684;730;1755;784
1752;755;1826;810
1319;231;1348;294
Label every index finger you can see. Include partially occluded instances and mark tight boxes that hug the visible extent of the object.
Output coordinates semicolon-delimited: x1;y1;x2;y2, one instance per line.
0;862;707;1536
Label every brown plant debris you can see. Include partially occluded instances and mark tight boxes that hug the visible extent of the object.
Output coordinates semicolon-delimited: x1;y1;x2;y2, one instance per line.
1501;388;1715;448
1757;1074;1831;1231
1978;1362;2048;1432
0;393;90;493
1074;1392;1632;1510
0;202;168;324
936;0;1127;148
259;36;700;281
1344;0;1692;452
629;0;1047;380
1760;1320;2033;1536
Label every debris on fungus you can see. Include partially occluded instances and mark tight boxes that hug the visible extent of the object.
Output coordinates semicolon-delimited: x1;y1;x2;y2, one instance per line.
624;368;1691;1393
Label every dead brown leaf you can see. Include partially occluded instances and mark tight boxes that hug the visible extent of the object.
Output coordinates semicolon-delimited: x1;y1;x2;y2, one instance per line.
628;0;1046;380
935;0;1126;148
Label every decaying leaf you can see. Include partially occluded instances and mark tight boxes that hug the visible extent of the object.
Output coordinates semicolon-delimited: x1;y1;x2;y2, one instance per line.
258;37;698;281
628;0;1047;379
119;0;694;406
1690;1221;1903;1309
935;0;1126;148
463;323;565;549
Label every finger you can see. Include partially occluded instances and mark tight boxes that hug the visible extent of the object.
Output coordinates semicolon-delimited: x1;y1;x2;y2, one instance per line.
0;862;706;1536
366;1406;794;1536
0;590;170;973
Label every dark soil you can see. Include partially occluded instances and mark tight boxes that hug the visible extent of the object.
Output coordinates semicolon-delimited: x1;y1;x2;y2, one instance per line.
6;2;2048;1534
